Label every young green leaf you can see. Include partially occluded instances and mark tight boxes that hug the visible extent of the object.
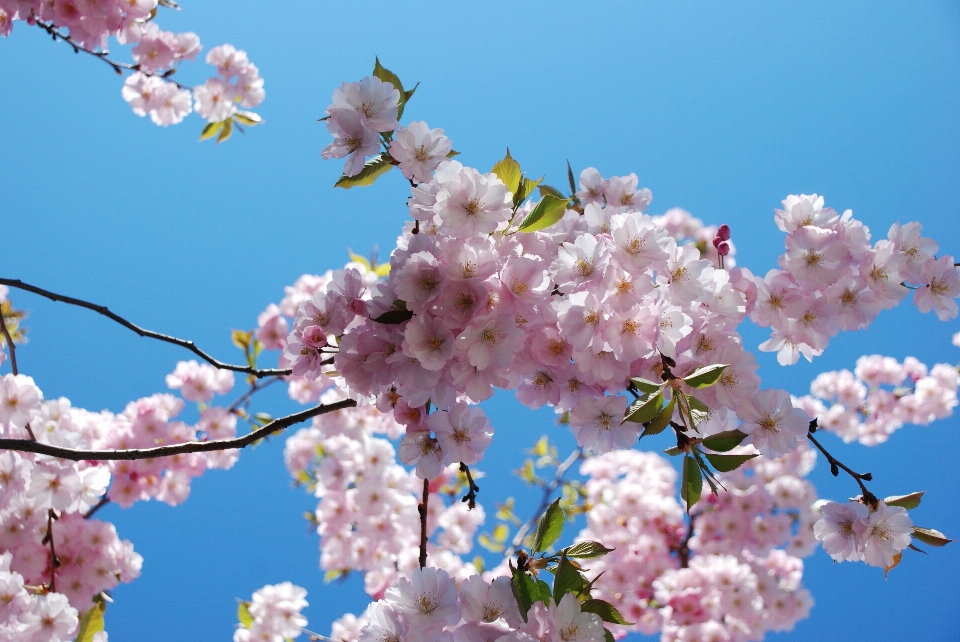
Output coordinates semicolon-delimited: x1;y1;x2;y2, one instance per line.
514;175;544;207
580;599;633;625
681;455;703;511
684;394;710;427
217;117;234;144
370;308;414;324
535;579;553;601
704;452;758;473
491;148;522;196
532;498;565;553
640;397;675;439
373;57;408;118
567;159;577;197
518;194;569;232
912;527;955;547
234;110;262;126
511;564;537;619
624;391;663;424
238;601;254;628
552;553;586;603
701;429;748;452
75;602;106;642
538;184;566;200
682;364;728;388
199;120;223;142
884;491;925;510
564;540;614;559
335;154;394;188
663;446;683;456
603;629;616;642
629;377;663;394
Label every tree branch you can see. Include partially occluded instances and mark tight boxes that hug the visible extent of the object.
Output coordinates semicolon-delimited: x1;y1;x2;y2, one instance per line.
418;477;429;569
459;462;480;510
0;309;18;376
807;420;878;508
0;399;356;461
33;19;190;90
505;448;582;558
0;278;291;379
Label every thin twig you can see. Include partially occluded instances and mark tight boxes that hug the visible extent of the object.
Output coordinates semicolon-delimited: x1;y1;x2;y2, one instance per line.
84;496;110;520
228;376;282;413
418;478;429;569
505;448;583;558
807;420;878;508
0;310;18;375
676;512;697;568
0;279;291;379
33;19;190;90
44;510;59;592
459;462;480;510
0;399;356;461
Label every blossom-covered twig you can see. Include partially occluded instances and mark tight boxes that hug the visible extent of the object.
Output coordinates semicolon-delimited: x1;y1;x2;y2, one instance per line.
0;278;292;378
0;399;356;461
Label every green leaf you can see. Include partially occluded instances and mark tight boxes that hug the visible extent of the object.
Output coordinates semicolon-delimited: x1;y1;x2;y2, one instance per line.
684;394;710;427
629;377;663;394
199;120;223;142
335;154;394;189
603;629;616;642
217;117;233;144
74;601;106;642
641;397;675;439
552;553;585;603
704;452;758;473
624;391;663;424
535;579;553;602
234;110;262;126
701;429;748;452
683;364;728;388
681;455;703;512
511;564;538;619
533;498;565;553
371;308;414;324
580;599;633;625
884;491;924;510
373;57;407;118
663;446;683;456
567;160;577;196
403;82;419;116
538;184;566;199
491;148;522;196
564;540;614;559
447;149;460;158
514;175;544;207
238;601;254;629
912;527;955;547
518;194;569;232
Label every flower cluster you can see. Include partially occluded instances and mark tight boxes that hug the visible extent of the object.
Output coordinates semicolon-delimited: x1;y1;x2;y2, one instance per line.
813;500;912;568
0;1;263;131
569;445;817;641
753;197;958;365
234;582;309;642
794;351;959;445
0;552;84;642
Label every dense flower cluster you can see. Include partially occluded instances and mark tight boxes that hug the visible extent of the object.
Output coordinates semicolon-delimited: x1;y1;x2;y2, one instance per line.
794;352;959;445
813;500;912;568
0;1;263;128
752;200;957;365
234;582;309;642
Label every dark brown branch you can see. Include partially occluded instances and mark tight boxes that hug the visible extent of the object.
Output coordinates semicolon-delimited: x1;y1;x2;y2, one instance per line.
418;478;429;569
677;512;697;568
84;496;110;520
807;420;878;508
33;19;190;90
459;462;480;510
0;279;291;379
0;310;18;376
0;399;356;461
43;510;59;592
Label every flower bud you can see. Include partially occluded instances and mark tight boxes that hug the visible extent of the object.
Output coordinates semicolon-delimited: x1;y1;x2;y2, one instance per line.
717;224;731;241
717;241;730;256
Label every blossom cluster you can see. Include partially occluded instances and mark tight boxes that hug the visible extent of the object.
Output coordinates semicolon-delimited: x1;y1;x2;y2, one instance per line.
794;352;959;445
0;1;263;129
813;500;912;568
234;582;308;642
752;198;958;365
0;551;89;642
283;392;486;599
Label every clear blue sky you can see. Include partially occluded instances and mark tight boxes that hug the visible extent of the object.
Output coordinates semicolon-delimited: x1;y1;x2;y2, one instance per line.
2;1;959;640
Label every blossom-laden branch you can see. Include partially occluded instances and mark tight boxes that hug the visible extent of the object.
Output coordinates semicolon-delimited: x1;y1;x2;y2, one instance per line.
32;18;189;90
807;419;878;507
0;399;356;462
0;279;291;378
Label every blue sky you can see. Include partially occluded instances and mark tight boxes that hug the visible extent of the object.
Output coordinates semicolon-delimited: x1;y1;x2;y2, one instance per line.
1;1;959;640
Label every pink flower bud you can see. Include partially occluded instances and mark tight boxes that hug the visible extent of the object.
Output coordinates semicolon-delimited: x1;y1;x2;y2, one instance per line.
717;241;730;256
712;237;722;249
717;224;731;241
